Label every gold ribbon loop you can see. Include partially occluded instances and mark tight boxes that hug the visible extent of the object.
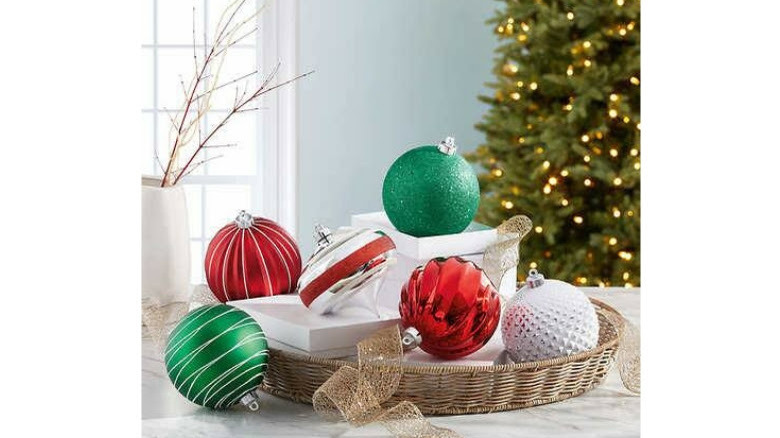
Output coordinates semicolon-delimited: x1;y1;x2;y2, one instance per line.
312;326;460;437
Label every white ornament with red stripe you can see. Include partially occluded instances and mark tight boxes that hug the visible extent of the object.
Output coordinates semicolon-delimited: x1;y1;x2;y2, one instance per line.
205;210;302;302
297;224;396;315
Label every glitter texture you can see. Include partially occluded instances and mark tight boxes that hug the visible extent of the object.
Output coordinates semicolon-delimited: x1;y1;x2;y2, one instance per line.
382;145;480;237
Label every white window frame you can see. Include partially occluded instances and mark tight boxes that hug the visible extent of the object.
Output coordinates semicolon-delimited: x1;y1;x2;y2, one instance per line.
145;0;298;281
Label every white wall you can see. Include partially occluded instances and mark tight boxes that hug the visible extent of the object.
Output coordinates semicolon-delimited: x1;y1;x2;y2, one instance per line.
296;0;498;255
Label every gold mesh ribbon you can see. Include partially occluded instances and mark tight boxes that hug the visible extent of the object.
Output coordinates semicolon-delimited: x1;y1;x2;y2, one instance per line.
141;284;220;355
602;310;641;394
482;215;533;290
313;326;460;438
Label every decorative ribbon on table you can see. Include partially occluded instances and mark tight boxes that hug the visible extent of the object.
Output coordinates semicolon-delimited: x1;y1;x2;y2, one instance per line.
141;284;219;354
312;325;460;438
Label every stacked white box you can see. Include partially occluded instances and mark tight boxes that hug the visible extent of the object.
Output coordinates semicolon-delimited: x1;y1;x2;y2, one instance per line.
228;294;401;357
351;212;518;309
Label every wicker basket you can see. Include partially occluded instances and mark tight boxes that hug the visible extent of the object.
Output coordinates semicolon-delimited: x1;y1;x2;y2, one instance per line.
261;298;621;415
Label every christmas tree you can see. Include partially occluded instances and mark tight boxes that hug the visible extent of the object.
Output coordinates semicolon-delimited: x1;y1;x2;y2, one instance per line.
467;0;640;287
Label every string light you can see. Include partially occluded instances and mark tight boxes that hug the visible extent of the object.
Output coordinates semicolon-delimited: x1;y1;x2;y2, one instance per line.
535;226;543;233
609;148;619;157
567;12;575;20
564;103;573;111
510;92;521;100
623;116;631;123
630;76;640;85
613;177;623;186
625;282;634;288
529;82;538;90
505;23;514;34
583;40;592;48
567;65;574;76
613;207;622;218
560;169;569;177
583;155;591;163
630;148;639;156
584;59;592;67
595;132;604;139
520;22;530;32
535;147;544;154
609;94;619;102
517;34;528;42
507;18;514;24
627;21;636;31
548;176;558;185
573;216;584;224
627;210;635;217
529;262;538;269
491;168;503;177
527;123;534;130
618;251;633;260
592;146;602;155
543;184;552;194
636;122;641;130
618;28;627;36
503;62;519;74
609;109;618;118
581;134;590;142
634;162;641;170
561;199;569;206
598;281;606;288
623;272;630;280
617;0;625;6
542;160;551;169
584;178;593;187
504;200;514;209
511;186;521;195
496;25;505;33
608;237;618;246
576;276;587;284
516;80;524;87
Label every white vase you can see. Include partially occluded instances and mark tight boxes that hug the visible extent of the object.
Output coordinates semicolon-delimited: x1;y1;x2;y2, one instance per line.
142;176;192;307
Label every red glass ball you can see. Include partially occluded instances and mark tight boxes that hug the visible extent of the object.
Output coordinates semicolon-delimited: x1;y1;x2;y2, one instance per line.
399;256;501;359
205;211;302;302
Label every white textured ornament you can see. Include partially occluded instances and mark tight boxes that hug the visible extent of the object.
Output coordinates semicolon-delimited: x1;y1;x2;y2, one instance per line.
501;270;599;362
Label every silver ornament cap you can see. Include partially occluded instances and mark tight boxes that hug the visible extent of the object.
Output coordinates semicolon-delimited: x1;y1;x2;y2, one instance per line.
437;136;457;155
234;210;254;229
525;269;545;288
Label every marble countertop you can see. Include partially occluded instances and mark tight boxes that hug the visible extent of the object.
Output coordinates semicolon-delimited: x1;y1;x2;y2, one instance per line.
143;288;640;437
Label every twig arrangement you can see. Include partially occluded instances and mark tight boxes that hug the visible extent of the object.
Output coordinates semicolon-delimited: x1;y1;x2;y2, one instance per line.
158;0;313;187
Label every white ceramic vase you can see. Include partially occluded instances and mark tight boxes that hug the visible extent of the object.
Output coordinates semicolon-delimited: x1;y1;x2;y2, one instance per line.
142;176;192;307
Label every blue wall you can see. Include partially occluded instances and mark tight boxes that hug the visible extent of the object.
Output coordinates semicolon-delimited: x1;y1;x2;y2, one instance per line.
297;0;498;255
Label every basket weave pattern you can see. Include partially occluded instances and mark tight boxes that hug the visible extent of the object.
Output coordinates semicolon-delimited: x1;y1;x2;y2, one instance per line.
261;298;621;415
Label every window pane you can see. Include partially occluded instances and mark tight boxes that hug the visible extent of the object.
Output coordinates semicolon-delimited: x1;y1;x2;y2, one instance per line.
143;0;154;44
142;113;155;175
183;184;203;238
207;0;259;45
204;184;252;238
191;240;204;284
156;112;206;177
157;48;198;111
157;0;206;45
142;50;154;110
203;112;256;175
206;48;258;110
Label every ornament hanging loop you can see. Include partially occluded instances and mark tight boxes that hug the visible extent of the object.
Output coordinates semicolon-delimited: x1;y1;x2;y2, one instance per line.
313;223;333;249
239;389;262;412
234;210;254;229
401;327;422;351
525;269;545;288
437;136;457;155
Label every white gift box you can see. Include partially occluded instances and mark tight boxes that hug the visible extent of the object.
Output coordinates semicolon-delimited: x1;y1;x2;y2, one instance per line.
228;294;401;357
351;212;518;309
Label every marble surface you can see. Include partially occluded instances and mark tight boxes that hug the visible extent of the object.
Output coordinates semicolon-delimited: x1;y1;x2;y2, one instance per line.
143;288;640;437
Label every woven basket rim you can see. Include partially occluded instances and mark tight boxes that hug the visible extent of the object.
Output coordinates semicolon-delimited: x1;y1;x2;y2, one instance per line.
268;298;621;374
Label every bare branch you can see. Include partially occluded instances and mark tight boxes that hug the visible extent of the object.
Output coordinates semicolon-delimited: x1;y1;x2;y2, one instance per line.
193;70;258;101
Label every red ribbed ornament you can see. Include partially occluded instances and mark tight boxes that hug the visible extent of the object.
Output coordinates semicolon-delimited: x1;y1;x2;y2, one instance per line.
205;210;302;302
399;256;501;359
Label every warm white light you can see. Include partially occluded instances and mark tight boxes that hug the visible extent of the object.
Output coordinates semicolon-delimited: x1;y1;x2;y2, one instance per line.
548;177;558;185
543;184;552;194
583;40;592;48
542;160;551;169
613;177;623;186
630;148;639;156
583;155;591;163
608;237;618;246
610;93;619;102
561;199;569;206
535;226;543;233
584;178;592;187
510;92;521;100
504;201;514;209
567;12;575;20
560;170;569;177
573;216;584;224
609;148;618;157
529;82;538;90
581;134;590;142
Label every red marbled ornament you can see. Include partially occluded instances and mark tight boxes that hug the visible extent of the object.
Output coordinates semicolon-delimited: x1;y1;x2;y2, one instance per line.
399;256;501;359
205;211;301;302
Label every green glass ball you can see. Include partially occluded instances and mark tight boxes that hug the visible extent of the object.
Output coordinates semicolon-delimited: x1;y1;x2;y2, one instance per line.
382;145;480;237
164;304;269;409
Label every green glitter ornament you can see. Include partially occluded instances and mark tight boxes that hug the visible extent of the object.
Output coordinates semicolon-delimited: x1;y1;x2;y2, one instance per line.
382;137;480;237
164;304;269;410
